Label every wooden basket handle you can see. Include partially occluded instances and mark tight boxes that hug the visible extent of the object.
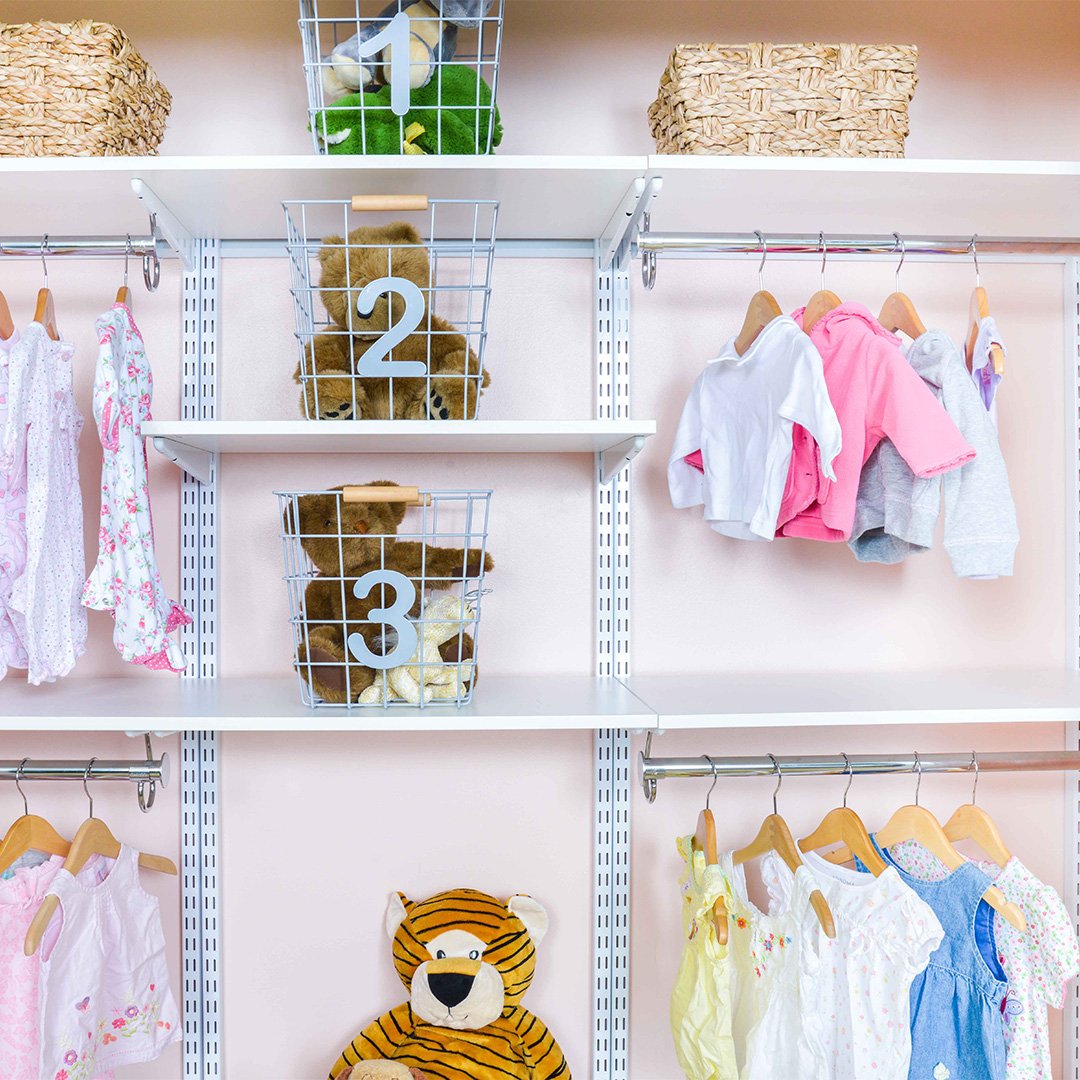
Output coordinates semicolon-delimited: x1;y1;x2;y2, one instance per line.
351;195;430;213
343;485;429;506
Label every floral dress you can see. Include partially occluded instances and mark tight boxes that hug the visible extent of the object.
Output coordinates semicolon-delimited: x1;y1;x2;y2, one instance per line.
0;329;28;677
81;304;190;670
1;322;86;684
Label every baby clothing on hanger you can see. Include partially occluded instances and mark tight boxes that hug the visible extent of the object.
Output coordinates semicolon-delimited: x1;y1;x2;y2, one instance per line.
888;842;1080;1080
970;315;1006;421
0;329;28;679
848;329;1019;577
1;323;86;684
861;837;1008;1080
668;315;842;540
82;304;190;670
776;304;976;543
671;836;738;1080
38;844;180;1079
761;849;943;1080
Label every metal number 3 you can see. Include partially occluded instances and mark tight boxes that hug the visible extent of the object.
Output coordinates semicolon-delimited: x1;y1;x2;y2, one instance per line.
347;570;418;670
354;276;428;378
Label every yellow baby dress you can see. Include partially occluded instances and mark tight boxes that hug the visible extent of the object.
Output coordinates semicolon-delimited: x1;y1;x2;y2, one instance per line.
670;834;738;1080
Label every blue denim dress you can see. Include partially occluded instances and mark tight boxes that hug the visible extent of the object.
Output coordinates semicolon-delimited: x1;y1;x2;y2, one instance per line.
860;836;1008;1080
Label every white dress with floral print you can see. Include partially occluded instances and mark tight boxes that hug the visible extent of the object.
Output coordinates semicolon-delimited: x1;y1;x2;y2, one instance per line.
1;322;86;684
81;305;190;670
0;329;28;678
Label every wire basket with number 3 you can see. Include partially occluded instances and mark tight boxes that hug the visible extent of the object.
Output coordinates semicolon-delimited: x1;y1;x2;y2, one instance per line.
278;483;492;708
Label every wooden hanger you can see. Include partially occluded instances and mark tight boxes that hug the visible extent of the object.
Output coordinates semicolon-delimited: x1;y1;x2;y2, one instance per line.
878;236;926;339
34;238;58;341
798;754;889;876
24;763;178;957
802;233;841;334
692;757;728;945
0;759;70;875
0;288;14;341
942;753;1012;869
733;757;836;938
964;237;1005;376
734;233;783;356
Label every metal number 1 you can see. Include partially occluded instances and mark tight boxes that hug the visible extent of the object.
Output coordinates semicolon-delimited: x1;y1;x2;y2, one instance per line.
347;570;418;670
355;11;412;117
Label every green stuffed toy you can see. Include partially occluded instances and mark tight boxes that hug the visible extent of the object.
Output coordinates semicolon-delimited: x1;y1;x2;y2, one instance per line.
312;63;502;155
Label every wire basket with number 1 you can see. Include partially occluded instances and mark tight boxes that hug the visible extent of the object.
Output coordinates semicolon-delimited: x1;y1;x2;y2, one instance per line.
278;483;492;708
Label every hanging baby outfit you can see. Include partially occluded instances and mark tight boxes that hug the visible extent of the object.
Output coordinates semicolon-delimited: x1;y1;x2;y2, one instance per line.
670;836;738;1080
668;315;842;540
888;843;1080;1080
776;304;976;543
1;322;86;684
863;837;1008;1080
0;329;28;678
82;304;190;670
38;845;181;1079
848;329;1019;577
969;315;1006;421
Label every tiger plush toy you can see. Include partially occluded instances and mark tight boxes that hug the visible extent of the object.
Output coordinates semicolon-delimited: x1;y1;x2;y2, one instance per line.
329;888;569;1080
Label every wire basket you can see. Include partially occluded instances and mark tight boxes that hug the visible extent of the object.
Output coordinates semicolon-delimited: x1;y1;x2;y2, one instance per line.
298;0;504;155
284;195;497;422
278;484;492;708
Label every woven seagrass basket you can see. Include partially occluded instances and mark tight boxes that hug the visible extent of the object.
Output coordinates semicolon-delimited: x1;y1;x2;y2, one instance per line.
0;20;171;156
649;42;917;157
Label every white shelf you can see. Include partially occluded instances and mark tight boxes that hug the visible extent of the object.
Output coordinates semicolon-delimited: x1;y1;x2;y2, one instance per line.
623;669;1080;730
645;156;1080;240
144;419;656;483
0;675;654;732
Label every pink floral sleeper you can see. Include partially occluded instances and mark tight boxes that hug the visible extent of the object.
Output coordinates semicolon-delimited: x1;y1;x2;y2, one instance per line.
81;304;190;670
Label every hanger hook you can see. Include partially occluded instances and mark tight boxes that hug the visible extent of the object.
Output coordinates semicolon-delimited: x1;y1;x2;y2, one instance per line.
137;733;157;813
14;757;29;817
124;234;132;288
912;750;923;807
768;753;782;815
841;751;853;809
143;214;161;293
83;758;97;820
40;235;49;290
702;754;718;811
892;232;906;290
818;232;827;292
754;230;767;291
970;750;980;805
969;235;981;287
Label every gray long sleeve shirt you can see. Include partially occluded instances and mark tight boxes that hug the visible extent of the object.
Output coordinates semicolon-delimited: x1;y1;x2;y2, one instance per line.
848;329;1018;577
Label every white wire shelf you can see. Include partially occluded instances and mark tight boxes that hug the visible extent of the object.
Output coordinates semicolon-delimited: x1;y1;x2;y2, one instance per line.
0;675;654;732
623;668;1080;730
144;419;655;483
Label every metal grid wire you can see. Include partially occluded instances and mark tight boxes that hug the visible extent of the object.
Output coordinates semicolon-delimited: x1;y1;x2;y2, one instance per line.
277;487;492;708
298;0;504;155
284;197;497;421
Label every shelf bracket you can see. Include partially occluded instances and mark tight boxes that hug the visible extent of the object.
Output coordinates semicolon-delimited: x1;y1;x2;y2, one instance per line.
152;437;214;485
598;435;646;484
131;178;197;271
598;176;662;272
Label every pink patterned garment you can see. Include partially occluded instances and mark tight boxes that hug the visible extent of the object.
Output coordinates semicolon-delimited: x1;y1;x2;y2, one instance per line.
0;329;28;677
39;846;180;1079
81;305;190;670
0;855;64;1080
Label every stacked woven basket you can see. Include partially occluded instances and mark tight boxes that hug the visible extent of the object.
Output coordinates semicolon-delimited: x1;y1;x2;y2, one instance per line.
0;20;171;156
650;42;918;157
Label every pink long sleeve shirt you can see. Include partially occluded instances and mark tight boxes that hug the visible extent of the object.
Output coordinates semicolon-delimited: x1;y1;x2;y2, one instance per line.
777;303;975;542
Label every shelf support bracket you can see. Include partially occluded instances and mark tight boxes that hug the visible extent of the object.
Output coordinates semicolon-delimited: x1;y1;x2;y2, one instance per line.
598;435;646;484
599;176;662;273
152;437;214;485
131;178;197;271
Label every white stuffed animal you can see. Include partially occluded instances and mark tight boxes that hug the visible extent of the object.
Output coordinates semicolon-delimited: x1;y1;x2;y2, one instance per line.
358;593;476;705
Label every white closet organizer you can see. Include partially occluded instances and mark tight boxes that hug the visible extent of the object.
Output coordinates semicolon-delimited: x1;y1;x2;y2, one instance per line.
2;154;1080;1079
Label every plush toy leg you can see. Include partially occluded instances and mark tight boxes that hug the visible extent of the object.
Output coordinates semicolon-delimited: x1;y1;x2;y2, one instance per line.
426;347;488;419
295;626;375;704
337;1062;425;1080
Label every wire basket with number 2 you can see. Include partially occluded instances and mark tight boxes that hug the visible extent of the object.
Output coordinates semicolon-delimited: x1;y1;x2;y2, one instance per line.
279;482;493;708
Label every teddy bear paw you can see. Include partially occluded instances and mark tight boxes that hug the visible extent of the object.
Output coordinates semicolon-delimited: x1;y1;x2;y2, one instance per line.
427;387;452;421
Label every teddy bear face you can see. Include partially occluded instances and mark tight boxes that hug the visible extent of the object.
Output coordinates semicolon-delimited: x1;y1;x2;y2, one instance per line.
318;223;431;339
289;483;408;576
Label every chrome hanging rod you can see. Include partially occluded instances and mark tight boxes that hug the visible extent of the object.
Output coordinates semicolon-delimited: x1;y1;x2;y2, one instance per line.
0;235;157;259
0;757;168;784
639;748;1080;802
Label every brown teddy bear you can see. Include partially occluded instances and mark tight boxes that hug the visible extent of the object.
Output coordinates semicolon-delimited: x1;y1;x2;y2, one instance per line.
337;1065;427;1080
295;222;490;421
287;482;492;704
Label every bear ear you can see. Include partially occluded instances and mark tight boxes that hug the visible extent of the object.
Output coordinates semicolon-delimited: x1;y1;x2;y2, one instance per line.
507;895;548;947
385;892;412;940
318;236;345;266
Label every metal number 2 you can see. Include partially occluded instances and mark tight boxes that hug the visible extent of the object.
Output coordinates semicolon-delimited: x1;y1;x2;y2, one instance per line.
354;276;429;378
347;570;418;670
354;11;411;116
